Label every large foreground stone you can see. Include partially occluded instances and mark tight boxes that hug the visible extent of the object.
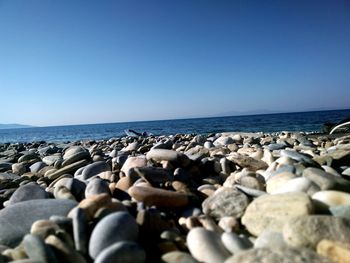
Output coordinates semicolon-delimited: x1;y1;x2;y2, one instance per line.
0;199;77;247
241;193;313;236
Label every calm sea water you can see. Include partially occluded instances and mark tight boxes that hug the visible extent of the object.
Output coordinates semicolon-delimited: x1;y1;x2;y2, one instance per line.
1;109;349;143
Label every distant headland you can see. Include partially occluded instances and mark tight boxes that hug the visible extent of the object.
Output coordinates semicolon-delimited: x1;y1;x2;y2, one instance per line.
0;124;33;129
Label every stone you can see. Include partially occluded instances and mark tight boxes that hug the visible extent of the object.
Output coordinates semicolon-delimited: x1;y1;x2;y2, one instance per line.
128;186;189;208
254;230;287;249
317;239;350;263
303;167;336;190
85;178;110;198
18;153;40;163
187;227;231;263
221;232;252;254
227;153;268;171
280;149;317;165
202;187;249;220
271;177;319;195
45;234;86;263
47;159;90;180
12;163;26;175
146;149;190;167
224;247;331;263
214;136;234;146
329;205;350;219
62;146;90;166
30;220;60;239
29;162;47;173
312;190;350;210
120;156;147;174
95;241;146;263
89;211;138;259
241;192;314;236
283;215;350;249
42;155;62;166
81;161;111;180
131;167;173;187
161;251;198;263
22;234;57;263
0;199;77;247
218;216;240;233
7;183;49;206
53;177;86;201
71;207;89;254
266;171;296;194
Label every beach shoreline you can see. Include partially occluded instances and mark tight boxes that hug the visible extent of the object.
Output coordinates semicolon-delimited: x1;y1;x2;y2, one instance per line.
0;131;349;262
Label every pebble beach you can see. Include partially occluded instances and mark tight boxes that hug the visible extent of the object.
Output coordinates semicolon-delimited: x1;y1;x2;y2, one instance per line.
0;131;350;263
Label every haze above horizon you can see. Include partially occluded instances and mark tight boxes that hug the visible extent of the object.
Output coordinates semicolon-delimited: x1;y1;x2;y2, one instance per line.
1;0;350;126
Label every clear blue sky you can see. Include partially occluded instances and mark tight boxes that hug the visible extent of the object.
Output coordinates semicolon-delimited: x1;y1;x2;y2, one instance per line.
1;0;349;126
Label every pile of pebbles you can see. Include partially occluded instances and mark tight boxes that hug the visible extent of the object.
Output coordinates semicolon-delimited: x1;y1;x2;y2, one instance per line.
0;131;350;262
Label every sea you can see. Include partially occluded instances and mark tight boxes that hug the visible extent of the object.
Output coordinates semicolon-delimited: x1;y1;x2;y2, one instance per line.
0;109;349;143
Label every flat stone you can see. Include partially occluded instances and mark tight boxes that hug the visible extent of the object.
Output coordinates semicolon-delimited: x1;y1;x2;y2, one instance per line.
161;251;198;263
312;190;350;210
254;230;287;249
241;192;314;236
271;177;319;195
131;166;173;187
29;162;47;173
227;153;268;171
71;207;89;255
85;178;110;198
95;241;146;263
7;183;49;206
18;153;40;163
0;199;77;247
280;149;317;166
266;171;296;194
329;205;350;219
187;227;231;263
128;186;189;208
146;149;190;167
62;146;90;166
12;163;26;175
317;239;350;263
120;156;147;174
224;247;331;263
81;161;110;180
283;215;350;249
53;177;86;201
121;142;140;152
89;211;138;259
22;234;57;263
42;155;62;166
202;187;249;220
47;159;90;180
30;220;60;239
221;232;252;254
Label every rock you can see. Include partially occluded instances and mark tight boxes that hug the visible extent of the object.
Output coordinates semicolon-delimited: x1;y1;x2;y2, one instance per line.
283;215;350;249
317;239;350;263
146;149;190;167
280;149;317;166
18;153;40;163
312;190;350;210
71;207;89;254
227;153;268;171
213;136;234;146
161;251;198;263
271;177;319;195
81;161;110;180
62;146;90;166
218;216;240;233
122;142;140;152
221;232;252;254
128;186;189;208
202;187;249;220
120;156;147;174
29;162;47;173
89;211;138;259
85;178;110;198
329;205;350;219
47;159;90;180
7;183;49;206
187;227;231;263
224;247;331;263
241;192;314;236
30;220;60;239
131;167;173;187
266;171;296;194
95;241;146;263
53;177;86;201
42;155;62;166
303;167;336;190
22;234;57;263
254;230;287;249
12;163;26;175
0;199;77;247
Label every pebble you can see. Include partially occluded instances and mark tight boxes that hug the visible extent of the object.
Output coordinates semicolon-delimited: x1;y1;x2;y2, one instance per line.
317;239;350;263
89;211;138;259
266;171;296;194
283;215;350;248
221;232;252;254
85;177;110;197
161;251;198;263
6;183;49;206
120;156;147;174
202;187;249;220
146;149;190;167
95;241;146;263
312;190;350;210
329;205;350;219
187;227;231;263
242;192;314;236
254;230;287;249
80;161;111;180
271;177;319;195
22;234;57;263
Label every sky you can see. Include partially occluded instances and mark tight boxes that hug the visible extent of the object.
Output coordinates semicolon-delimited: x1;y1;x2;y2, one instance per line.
0;0;349;126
